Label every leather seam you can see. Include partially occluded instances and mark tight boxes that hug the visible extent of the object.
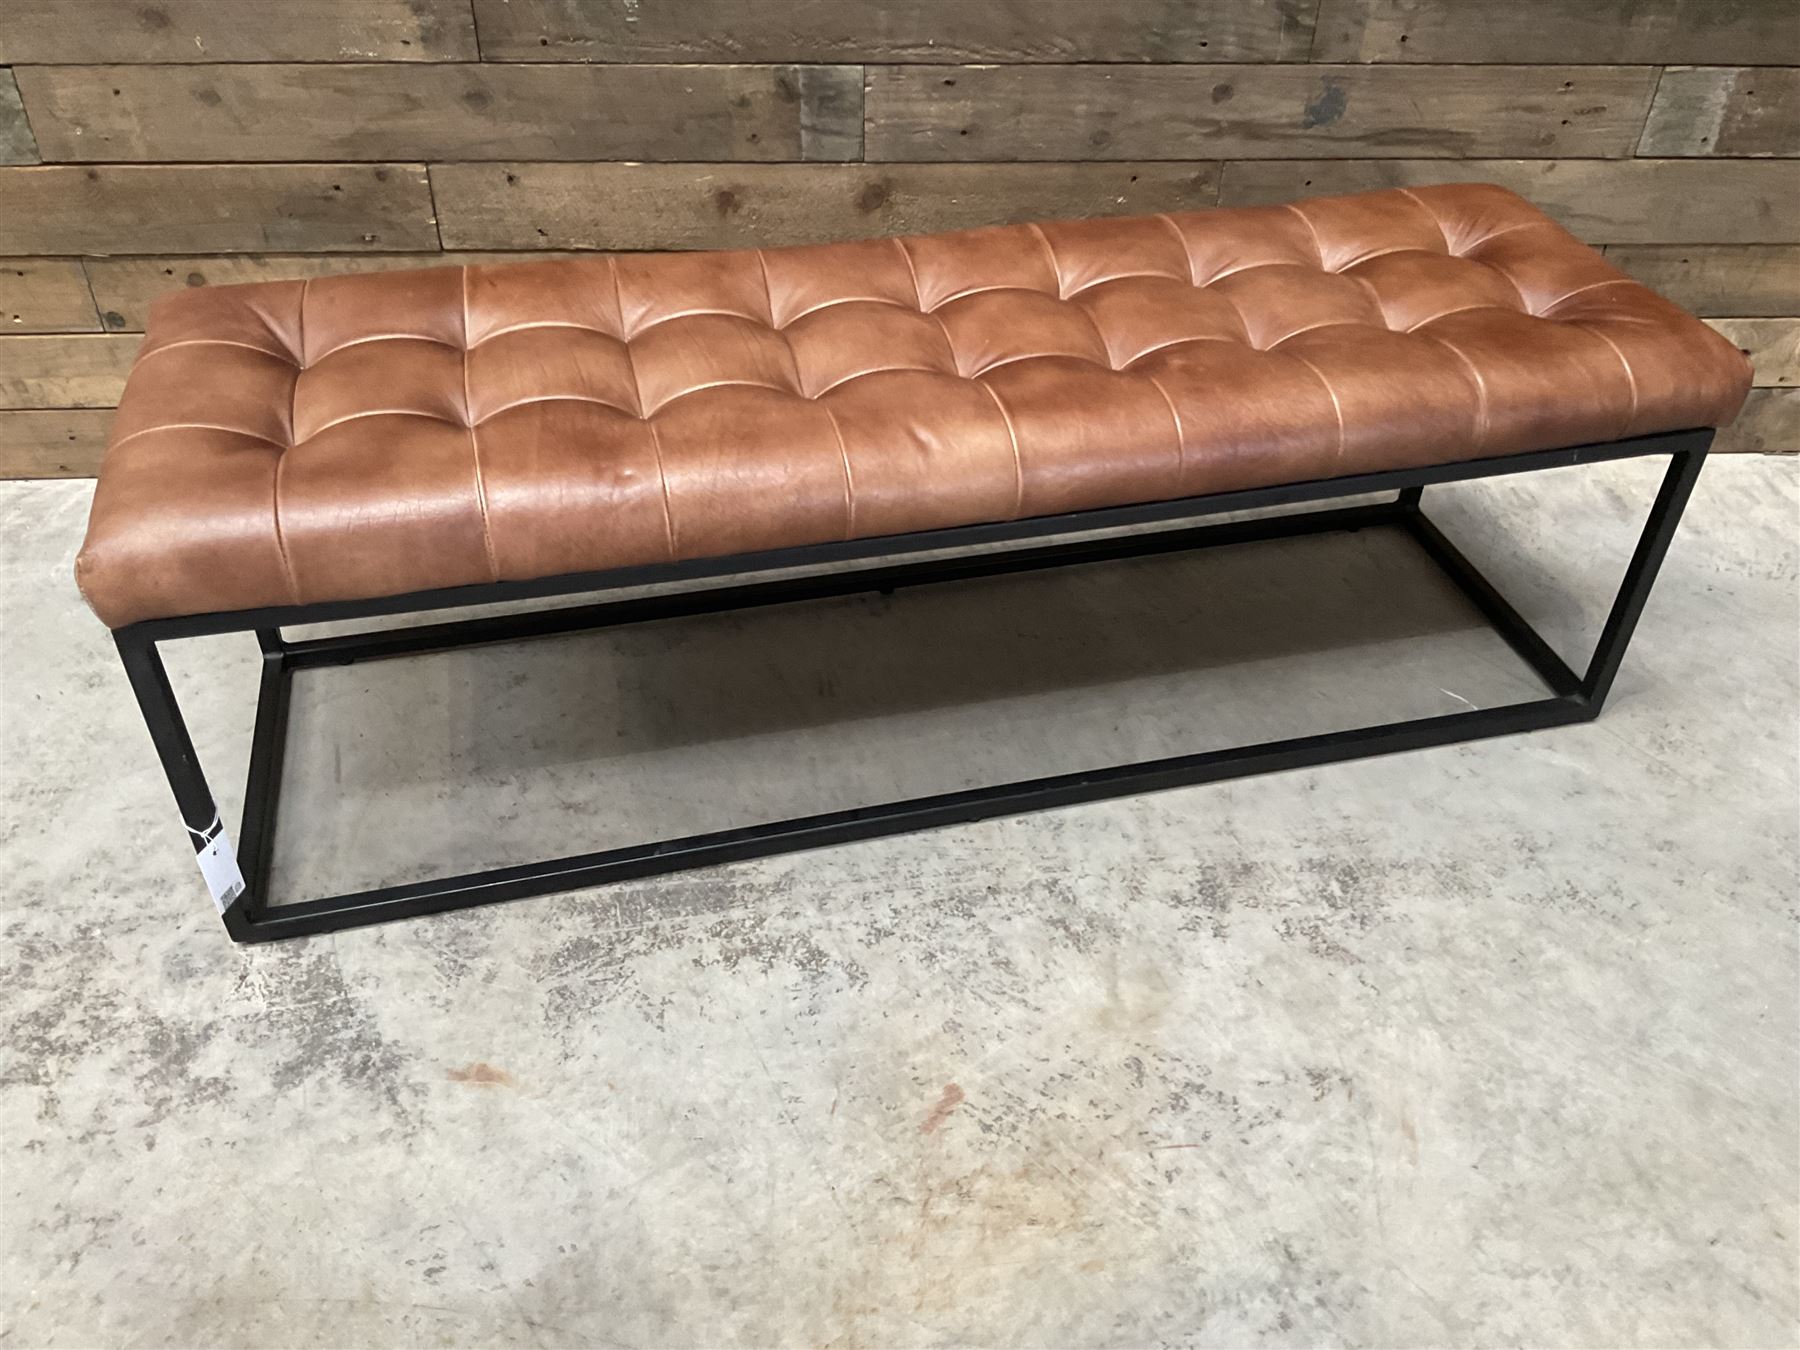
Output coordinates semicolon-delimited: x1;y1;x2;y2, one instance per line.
1410;329;1493;453
643;418;679;560
1283;202;1326;269
274;280;305;605
462;265;501;584
108;422;288;452
628;307;773;340
810;364;955;398
1284;352;1346;465
291;408;475;443
1153;213;1196;285
779;293;913;327
640;380;806;417
1393;188;1452;254
609;256;647;419
1405;302;1519;331
1538;277;1636;314
1571;320;1641;437
1140;371;1188;492
309;332;462;360
976;380;1027;519
753;246;779;327
1453;218;1541;257
1121;334;1245;367
1026;222;1065;298
817;401;857;538
135;337;298;363
473;393;639;421
893;236;927;312
464;319;631;344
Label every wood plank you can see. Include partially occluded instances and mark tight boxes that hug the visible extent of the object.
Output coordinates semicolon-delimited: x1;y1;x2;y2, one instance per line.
1311;0;1800;65
864;64;1658;162
17;63;863;163
0;409;110;477
1715;388;1799;453
1600;246;1800;317
86;252;600;331
1706;319;1800;389
0;165;438;255
0;0;477;62
1;68;37;163
1218;160;1800;243
433;161;1222;251
472;0;1316;62
2;260;100;332
0;333;137;408
1638;67;1800;157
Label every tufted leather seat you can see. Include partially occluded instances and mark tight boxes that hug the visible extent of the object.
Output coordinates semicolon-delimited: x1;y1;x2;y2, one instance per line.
76;184;1750;628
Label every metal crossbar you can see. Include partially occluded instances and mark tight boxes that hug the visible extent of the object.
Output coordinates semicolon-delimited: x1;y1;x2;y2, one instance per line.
112;428;1711;942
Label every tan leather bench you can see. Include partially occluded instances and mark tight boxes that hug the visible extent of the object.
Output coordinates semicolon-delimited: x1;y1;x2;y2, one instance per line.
81;184;1750;941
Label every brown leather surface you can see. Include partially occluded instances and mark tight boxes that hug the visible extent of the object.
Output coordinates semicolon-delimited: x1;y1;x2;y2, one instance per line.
76;183;1751;628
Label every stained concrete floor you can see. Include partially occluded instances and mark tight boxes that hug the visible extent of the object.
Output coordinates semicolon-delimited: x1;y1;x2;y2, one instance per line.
2;457;1797;1348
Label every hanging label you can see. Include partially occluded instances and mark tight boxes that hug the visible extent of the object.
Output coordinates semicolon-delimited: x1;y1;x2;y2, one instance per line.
194;821;246;914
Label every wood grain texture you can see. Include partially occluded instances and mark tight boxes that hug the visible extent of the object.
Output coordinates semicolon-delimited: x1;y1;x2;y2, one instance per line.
0;165;438;255
0;409;110;476
472;0;1318;63
0;334;137;408
17;63;863;163
0;0;478;62
1638;67;1800;157
432;161;1222;250
1311;0;1800;65
864;64;1659;161
2;260;100;332
1219;159;1800;242
1714;388;1799;452
1707;319;1800;388
1;69;37;164
86;251;591;330
1601;246;1800;316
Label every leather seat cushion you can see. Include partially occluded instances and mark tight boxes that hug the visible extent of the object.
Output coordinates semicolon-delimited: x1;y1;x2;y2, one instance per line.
76;183;1751;628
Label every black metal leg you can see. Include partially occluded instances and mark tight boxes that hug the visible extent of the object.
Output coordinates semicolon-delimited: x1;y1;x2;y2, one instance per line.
1577;446;1707;709
110;432;1713;942
115;631;257;941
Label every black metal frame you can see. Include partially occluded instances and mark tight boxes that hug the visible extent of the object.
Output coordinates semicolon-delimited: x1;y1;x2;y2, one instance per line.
114;428;1711;943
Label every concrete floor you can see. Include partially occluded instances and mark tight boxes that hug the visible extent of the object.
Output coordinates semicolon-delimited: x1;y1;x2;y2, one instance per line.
2;457;1796;1348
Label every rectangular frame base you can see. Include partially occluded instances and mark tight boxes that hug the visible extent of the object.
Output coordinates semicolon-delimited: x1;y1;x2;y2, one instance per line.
113;429;1711;942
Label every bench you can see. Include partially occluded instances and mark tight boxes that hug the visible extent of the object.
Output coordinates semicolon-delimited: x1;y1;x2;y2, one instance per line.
78;184;1751;941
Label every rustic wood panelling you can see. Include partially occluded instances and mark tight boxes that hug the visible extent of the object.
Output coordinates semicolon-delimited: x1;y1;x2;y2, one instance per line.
0;0;478;63
1;1;1794;467
1602;246;1800;316
0;334;136;408
0;409;109;477
472;0;1317;63
2;260;100;332
1639;67;1800;157
17;63;863;163
1311;0;1800;66
85;252;591;330
1707;319;1800;388
864;64;1660;161
1715;388;1800;453
432;161;1223;250
0;165;438;255
1;69;37;163
1219;160;1800;243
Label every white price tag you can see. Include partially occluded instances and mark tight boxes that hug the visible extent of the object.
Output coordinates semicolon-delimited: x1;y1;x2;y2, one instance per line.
194;821;246;914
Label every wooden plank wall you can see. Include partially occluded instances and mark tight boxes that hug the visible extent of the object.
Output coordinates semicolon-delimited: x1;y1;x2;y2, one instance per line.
1;0;1795;477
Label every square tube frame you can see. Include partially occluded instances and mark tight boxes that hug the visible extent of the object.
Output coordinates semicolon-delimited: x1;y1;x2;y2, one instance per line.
113;429;1711;943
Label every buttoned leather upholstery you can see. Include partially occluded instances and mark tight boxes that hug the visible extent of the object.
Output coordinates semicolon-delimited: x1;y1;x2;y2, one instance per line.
76;184;1751;628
